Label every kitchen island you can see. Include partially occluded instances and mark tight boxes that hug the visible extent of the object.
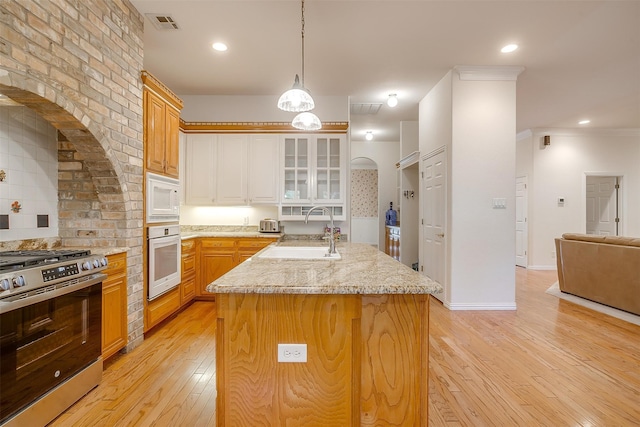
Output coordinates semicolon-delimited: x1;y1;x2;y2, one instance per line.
207;242;441;426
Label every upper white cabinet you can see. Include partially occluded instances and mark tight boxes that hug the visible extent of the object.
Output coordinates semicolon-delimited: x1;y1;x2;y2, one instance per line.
216;134;248;205
184;133;280;206
279;134;346;220
248;135;280;204
185;133;216;205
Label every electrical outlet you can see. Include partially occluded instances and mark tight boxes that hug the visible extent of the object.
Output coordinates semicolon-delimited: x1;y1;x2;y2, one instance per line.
551;251;556;259
243;216;249;226
278;344;307;363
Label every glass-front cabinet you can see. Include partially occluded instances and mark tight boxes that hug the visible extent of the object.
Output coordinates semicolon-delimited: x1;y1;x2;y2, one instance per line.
283;136;310;203
280;134;346;220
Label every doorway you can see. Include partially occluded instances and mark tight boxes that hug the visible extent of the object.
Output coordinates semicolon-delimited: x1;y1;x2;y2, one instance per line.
586;175;621;236
350;157;379;246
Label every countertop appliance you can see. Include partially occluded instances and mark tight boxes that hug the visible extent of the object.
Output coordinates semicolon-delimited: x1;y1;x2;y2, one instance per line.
259;219;280;233
0;249;107;427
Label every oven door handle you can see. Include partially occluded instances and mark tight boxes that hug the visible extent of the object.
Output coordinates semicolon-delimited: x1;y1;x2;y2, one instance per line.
0;273;106;314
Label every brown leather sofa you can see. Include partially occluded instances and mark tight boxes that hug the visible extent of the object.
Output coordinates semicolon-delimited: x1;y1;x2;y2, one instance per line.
555;233;640;316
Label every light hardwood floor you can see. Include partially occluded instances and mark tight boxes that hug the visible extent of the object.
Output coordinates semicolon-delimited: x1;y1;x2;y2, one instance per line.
50;268;640;426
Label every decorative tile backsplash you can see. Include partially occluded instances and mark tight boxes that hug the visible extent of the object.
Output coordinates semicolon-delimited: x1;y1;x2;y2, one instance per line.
0;106;58;241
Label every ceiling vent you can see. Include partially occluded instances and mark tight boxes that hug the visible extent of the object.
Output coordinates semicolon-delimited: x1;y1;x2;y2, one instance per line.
350;103;383;115
146;14;180;30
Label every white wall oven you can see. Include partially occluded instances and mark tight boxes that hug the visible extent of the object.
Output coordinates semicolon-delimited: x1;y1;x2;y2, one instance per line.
0;249;107;427
148;225;181;300
146;172;180;223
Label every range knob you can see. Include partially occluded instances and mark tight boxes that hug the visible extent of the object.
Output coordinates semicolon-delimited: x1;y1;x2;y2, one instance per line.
81;261;93;271
12;276;26;287
92;259;100;268
0;278;11;291
100;257;108;267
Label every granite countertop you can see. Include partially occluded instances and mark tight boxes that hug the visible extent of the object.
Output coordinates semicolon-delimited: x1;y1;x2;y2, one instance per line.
207;241;442;295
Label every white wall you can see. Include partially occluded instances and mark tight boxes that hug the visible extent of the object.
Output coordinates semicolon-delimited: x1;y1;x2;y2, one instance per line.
449;75;517;310
517;129;640;269
419;68;520;310
351;140;399;249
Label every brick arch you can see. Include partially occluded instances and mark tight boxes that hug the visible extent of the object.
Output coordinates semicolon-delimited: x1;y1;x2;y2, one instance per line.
0;83;130;245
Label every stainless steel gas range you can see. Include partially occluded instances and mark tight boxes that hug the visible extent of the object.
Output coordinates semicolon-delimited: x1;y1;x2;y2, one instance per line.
0;249;108;427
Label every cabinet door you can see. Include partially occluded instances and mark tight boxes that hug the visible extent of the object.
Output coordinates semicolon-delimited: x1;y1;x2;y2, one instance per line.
314;136;344;203
282;136;311;204
144;90;166;175
164;106;181;178
216;135;248;205
185;134;217;205
102;253;127;360
102;275;127;359
198;239;237;301
248;135;279;204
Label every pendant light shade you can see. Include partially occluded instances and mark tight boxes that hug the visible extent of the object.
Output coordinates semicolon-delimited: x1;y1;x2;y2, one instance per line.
277;74;315;112
292;112;322;131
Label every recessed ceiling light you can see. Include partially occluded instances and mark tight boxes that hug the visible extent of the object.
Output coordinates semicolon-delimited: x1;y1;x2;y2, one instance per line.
578;119;591;125
501;44;518;53
212;42;228;52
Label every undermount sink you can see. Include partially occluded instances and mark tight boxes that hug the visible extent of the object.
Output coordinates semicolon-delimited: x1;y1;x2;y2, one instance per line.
257;246;341;260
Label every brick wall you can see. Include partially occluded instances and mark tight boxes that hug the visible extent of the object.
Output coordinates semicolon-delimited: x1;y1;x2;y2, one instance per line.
0;0;146;350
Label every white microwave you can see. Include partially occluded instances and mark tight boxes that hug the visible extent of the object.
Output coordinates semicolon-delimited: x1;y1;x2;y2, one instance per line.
146;172;180;223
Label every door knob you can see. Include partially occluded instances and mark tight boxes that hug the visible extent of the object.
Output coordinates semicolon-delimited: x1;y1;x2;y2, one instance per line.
436;233;445;238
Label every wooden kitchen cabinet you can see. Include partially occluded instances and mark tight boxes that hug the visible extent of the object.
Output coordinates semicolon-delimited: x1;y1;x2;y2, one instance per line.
197;237;279;300
180;239;196;306
102;252;128;360
142;70;183;178
197;238;236;301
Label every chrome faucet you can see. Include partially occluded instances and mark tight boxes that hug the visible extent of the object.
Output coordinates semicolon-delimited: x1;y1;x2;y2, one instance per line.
304;206;337;255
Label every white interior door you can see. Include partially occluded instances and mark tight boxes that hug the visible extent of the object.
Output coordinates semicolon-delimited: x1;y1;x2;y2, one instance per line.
421;150;446;302
586;176;619;235
515;176;528;267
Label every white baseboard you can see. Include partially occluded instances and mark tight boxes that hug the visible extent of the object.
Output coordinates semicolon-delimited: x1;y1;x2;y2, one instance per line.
445;302;517;311
527;265;558;271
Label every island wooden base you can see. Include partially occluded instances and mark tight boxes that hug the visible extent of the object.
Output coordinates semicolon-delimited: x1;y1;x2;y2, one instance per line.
216;293;429;426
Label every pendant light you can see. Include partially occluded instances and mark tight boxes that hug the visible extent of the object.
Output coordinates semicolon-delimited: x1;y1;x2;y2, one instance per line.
292;111;322;131
278;0;321;131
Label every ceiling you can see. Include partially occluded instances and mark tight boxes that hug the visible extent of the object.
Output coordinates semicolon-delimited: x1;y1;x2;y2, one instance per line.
131;0;640;142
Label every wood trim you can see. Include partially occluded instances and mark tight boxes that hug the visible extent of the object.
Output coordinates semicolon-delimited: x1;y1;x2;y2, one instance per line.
141;70;184;110
180;120;349;134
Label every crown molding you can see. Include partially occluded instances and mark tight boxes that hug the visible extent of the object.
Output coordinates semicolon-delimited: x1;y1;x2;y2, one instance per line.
179;121;349;134
454;65;525;81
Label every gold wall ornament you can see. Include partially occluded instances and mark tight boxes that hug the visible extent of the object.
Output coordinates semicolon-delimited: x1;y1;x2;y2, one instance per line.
11;201;21;213
0;169;5;181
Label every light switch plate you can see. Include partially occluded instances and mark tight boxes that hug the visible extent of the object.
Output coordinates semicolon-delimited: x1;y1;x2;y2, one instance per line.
278;344;307;363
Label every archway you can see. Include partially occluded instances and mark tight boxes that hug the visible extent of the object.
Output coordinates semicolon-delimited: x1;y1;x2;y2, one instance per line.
350;157;379;246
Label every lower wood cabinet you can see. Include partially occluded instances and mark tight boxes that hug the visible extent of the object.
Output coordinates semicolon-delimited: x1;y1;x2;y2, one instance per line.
197;237;278;300
181;239;196;306
102;252;128;360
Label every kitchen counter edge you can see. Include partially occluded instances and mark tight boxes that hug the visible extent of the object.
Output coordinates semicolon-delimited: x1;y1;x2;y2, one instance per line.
206;242;442;296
